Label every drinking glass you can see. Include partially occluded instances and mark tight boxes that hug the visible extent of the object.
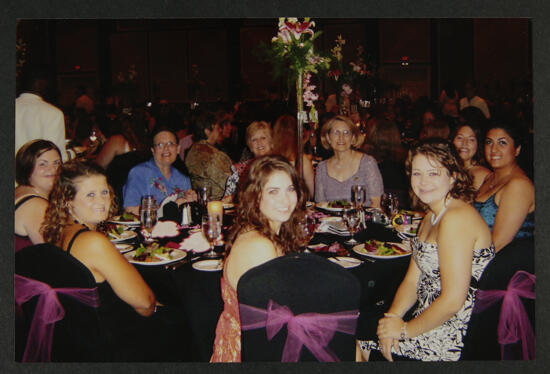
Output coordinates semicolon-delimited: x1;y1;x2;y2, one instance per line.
202;215;222;258
351;185;367;229
301;215;318;246
381;192;399;219
140;195;158;239
342;208;361;245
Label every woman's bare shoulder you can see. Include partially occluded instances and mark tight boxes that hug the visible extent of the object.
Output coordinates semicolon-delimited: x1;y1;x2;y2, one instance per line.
232;230;276;254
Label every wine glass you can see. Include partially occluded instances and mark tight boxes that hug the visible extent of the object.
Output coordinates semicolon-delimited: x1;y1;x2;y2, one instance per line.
381;192;399;220
202;215;222;258
351;185;367;229
140;195;158;242
300;215;318;247
342;208;361;245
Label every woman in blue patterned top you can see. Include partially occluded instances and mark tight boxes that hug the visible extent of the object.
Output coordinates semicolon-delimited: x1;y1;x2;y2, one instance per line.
474;121;534;252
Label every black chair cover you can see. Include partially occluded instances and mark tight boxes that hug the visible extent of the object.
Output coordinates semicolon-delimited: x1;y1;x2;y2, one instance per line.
237;252;360;362
15;243;111;362
461;237;535;360
106;150;150;207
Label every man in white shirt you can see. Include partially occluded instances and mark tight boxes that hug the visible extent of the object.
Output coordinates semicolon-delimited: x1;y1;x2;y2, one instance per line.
459;80;491;119
16;66;67;161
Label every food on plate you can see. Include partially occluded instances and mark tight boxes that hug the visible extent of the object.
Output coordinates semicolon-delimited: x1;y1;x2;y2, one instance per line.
107;225;127;239
327;200;352;209
363;239;408;256
120;211;140;222
132;243;175;262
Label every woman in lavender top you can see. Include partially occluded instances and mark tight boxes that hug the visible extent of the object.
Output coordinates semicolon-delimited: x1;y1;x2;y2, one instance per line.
314;115;383;207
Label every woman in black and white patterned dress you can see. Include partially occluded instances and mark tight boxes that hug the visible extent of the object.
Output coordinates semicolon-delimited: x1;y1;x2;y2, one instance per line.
357;139;494;361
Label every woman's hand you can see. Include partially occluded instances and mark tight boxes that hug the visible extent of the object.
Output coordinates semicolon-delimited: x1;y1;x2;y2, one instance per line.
379;337;399;361
377;314;404;340
177;189;198;205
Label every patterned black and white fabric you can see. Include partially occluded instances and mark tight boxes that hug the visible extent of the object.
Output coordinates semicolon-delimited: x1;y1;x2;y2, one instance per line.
359;237;494;361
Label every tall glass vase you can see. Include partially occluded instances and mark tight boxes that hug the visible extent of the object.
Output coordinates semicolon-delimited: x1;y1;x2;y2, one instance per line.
296;69;305;180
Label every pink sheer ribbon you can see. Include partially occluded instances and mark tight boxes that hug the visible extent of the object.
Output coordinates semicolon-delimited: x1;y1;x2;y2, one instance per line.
473;270;535;360
240;300;358;362
14;274;100;362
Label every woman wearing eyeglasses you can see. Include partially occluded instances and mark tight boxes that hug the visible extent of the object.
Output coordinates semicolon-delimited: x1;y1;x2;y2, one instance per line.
314;115;384;207
122;127;197;215
185;111;233;200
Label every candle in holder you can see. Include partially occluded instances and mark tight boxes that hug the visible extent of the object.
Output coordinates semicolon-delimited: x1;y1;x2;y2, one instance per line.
207;201;223;222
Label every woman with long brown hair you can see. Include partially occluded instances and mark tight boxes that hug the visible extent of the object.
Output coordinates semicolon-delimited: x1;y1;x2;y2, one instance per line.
210;155;309;362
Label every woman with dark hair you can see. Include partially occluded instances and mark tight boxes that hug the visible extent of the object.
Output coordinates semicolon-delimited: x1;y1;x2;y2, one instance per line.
94;115;145;170
315;115;384;207
271;114;315;198
210;156;309;362
357;139;493;361
15;139;62;252
474;121;534;252
451;123;490;190
185;111;233;199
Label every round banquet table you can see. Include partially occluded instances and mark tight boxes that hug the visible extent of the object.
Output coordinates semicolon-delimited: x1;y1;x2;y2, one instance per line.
126;214;412;362
119;202;410;362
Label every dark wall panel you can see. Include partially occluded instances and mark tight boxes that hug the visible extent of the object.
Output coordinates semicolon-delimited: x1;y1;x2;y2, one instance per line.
240;26;279;100
110;31;149;103
438;19;473;96
379;19;431;63
474;19;530;98
188;28;228;102
149;30;188;101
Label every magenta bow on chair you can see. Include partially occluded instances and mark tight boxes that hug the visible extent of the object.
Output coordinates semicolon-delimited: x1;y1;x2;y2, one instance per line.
473;270;535;360
240;299;358;362
14;274;100;362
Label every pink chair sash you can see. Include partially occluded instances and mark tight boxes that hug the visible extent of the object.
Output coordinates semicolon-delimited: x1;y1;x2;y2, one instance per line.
473;270;535;360
14;274;100;362
240;299;358;362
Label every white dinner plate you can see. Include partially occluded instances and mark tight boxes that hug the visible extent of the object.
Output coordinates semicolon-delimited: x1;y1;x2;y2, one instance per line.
394;223;419;237
223;203;235;209
315;201;352;212
328;256;363;269
114;243;134;253
192;259;223;272
124;249;187;266
352;241;411;259
107;216;141;227
108;230;138;243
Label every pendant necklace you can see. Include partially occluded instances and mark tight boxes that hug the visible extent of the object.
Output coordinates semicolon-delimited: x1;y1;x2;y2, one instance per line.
431;197;450;226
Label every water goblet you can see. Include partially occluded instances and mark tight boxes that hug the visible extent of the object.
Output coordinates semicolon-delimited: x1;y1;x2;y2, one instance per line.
202;215;222;258
140;195;158;241
381;192;399;219
342;208;361;245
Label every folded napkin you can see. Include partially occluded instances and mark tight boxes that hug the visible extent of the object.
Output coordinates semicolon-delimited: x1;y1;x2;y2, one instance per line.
179;231;211;253
317;220;350;235
151;220;181;238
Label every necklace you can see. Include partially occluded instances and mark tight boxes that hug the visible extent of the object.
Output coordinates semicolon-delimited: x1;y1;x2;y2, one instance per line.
430;197;450;225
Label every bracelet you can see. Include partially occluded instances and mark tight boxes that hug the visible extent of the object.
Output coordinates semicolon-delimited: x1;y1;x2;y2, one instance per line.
400;322;408;341
154;305;158;313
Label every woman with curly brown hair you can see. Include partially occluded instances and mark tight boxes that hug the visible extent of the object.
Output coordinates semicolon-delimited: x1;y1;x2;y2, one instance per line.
41;161;155;318
357;139;494;361
210;155;309;362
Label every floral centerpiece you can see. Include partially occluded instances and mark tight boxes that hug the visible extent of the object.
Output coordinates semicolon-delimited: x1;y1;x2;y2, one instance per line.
269;18;330;119
328;35;377;114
